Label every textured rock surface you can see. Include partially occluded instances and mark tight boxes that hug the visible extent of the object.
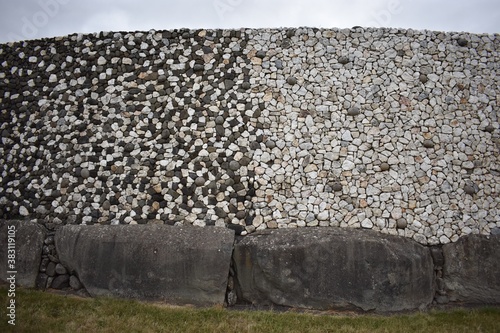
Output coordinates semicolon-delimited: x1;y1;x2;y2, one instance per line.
0;220;46;288
233;227;435;312
55;225;234;306
442;234;500;303
0;28;498;245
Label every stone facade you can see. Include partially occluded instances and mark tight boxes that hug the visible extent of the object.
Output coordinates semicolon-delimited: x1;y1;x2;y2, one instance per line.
0;27;498;245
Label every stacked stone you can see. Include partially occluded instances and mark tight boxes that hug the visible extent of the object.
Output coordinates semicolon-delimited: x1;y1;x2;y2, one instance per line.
37;232;82;291
0;27;498;245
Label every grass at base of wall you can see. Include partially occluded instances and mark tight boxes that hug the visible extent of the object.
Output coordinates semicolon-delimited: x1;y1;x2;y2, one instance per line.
0;287;499;333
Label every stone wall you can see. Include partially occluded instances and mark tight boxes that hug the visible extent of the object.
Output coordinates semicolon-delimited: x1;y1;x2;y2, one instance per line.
0;27;499;245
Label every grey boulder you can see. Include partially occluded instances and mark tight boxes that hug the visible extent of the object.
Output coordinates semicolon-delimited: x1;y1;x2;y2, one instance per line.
0;220;46;288
55;224;234;306
443;234;500;304
233;227;434;312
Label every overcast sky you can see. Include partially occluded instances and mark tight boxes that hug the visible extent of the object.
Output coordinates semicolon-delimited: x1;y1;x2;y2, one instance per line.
0;0;499;43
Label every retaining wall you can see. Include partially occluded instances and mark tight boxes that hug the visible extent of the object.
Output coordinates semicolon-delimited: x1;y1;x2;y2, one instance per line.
1;220;499;312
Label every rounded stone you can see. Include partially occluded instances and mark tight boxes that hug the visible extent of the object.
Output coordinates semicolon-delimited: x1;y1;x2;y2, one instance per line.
46;262;56;276
1;129;10;138
195;176;206;186
239;156;251;166
332;182;343;192
338;56;349;64
55;263;67;275
457;38;468;47
347;107;360;116
464;184;476;195
265;140;276;149
241;82;251;90
60;178;70;188
124;143;135;152
423;140;434;148
69;275;82;290
256;50;267;59
51;275;70;289
193;63;205;71
380;163;390;171
102;200;111;210
161;129;170;138
215;207;227;218
216;125;225;136
229;160;240;171
396;218;407;229
250;141;260;150
215;116;224;125
235;210;246;219
419;74;428;83
484;125;495;133
80;168;90;179
286;76;297;85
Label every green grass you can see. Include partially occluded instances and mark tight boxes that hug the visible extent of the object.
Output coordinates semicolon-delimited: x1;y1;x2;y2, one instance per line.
0;287;499;333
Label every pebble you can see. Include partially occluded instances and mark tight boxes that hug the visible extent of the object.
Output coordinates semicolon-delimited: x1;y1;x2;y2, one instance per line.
229;161;240;171
55;263;67;275
338;56;349;64
0;27;497;246
287;77;297;85
423;140;435;148
215;116;224;125
69;275;83;290
195;177;206;186
80;169;90;179
380;163;390;171
396;219;407;229
347;107;360;116
457;38;468;47
332;183;343;192
464;184;477;195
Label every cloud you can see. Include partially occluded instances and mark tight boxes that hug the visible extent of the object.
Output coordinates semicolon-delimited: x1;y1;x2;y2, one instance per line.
81;10;131;34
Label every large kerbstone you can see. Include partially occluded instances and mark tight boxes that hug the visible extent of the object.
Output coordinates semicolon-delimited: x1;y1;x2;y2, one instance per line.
55;225;234;306
0;220;46;288
233;228;434;312
442;234;500;304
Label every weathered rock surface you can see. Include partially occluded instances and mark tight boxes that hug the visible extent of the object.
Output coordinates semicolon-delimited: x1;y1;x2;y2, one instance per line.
442;234;500;304
233;227;434;312
55;225;234;306
0;220;46;288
